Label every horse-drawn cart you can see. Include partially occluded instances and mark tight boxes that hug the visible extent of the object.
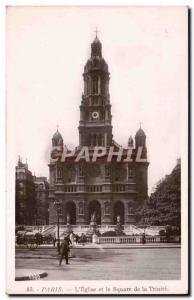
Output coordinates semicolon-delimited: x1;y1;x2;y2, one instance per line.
16;231;42;249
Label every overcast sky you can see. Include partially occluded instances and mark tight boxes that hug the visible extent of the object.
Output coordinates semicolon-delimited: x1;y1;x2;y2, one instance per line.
6;6;187;194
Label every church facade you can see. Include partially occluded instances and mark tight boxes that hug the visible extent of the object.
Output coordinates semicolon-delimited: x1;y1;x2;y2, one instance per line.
48;35;149;225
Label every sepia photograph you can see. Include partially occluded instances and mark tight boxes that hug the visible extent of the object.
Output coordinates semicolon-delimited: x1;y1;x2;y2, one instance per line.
6;5;188;295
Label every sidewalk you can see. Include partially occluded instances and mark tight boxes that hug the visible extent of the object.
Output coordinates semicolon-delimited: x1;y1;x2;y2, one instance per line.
16;242;181;250
16;243;181;259
15;269;48;281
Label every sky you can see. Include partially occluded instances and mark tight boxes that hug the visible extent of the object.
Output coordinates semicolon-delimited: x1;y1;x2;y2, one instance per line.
6;6;187;194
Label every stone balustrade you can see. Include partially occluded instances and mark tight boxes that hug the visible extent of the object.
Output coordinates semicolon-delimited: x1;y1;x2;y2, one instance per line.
96;235;180;244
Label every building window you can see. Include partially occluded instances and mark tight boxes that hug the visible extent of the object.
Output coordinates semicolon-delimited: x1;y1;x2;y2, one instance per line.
78;165;84;177
92;77;98;94
19;172;24;180
87;77;90;95
57;167;63;179
98;134;102;146
105;165;110;178
128;201;134;214
88;134;91;146
128;167;135;178
93;134;97;146
39;183;43;190
101;81;105;94
19;182;23;188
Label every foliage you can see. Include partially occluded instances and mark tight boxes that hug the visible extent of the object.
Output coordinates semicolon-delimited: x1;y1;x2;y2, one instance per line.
140;161;181;228
101;231;117;237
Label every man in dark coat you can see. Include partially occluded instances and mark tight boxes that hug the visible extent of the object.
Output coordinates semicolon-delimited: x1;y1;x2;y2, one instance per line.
53;237;57;247
59;235;72;266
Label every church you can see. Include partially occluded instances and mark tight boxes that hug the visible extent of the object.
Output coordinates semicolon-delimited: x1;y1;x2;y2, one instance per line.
48;34;149;226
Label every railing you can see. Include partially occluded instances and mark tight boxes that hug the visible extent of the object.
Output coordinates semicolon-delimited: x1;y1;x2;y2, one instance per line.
96;235;180;244
120;237;137;244
97;236;141;244
112;185;126;192
55;184;137;193
64;185;77;192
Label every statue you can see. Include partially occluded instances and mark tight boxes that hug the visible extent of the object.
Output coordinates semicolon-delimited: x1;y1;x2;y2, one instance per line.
66;212;70;225
117;215;121;224
65;212;71;235
86;210;99;237
91;211;96;223
115;215;124;236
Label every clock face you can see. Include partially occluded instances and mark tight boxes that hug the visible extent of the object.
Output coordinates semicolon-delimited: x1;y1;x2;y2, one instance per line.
92;111;99;119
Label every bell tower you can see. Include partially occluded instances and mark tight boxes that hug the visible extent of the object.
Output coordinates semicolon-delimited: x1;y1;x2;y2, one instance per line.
78;34;113;147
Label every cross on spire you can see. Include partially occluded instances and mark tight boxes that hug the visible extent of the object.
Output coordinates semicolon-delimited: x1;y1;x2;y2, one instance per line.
139;122;142;128
95;27;99;38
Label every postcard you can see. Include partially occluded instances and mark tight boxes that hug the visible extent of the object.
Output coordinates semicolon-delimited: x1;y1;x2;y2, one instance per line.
6;5;188;295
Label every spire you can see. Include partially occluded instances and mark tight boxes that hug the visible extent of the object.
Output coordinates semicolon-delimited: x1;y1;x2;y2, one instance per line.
52;128;63;147
91;30;102;58
135;125;146;148
95;27;99;38
80;33;112;147
128;135;134;147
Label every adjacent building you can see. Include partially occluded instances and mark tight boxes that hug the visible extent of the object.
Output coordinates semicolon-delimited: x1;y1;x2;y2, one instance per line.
33;177;49;226
16;158;49;226
15;157;36;225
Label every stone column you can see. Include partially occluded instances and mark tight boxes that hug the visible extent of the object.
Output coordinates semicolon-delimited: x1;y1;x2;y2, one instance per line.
98;76;101;94
79;133;82;146
104;133;107;147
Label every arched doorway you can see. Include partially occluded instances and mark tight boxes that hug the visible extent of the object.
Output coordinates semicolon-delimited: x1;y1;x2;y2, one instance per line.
114;201;124;224
66;201;76;225
88;200;101;225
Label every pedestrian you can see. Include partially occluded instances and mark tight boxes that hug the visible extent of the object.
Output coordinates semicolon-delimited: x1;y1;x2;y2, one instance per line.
53;237;57;247
59;235;72;266
70;231;75;245
142;232;146;244
75;234;79;244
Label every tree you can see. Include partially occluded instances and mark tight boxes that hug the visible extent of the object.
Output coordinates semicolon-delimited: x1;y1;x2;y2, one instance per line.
140;160;181;229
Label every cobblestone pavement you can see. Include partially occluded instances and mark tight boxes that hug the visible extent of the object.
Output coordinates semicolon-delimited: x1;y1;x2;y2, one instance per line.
15;247;181;280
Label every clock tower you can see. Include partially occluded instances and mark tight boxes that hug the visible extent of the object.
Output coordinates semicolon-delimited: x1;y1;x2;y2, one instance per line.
79;34;113;147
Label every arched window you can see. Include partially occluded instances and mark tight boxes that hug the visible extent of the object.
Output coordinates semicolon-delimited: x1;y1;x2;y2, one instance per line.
98;134;102;146
93;134;97;146
87;77;90;95
101;80;105;94
39;183;44;190
102;135;104;146
88;134;91;146
57;167;62;179
98;76;101;94
92;77;98;94
105;165;110;178
128;167;135;178
78;165;84;177
128;201;134;214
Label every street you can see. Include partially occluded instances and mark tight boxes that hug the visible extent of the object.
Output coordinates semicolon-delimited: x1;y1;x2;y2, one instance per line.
15;247;181;280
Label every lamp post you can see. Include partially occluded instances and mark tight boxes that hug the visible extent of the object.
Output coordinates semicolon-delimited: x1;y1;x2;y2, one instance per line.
143;209;146;234
142;208;146;244
54;200;62;252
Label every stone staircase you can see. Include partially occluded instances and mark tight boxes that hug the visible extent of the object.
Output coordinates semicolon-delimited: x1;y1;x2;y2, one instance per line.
32;224;166;237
